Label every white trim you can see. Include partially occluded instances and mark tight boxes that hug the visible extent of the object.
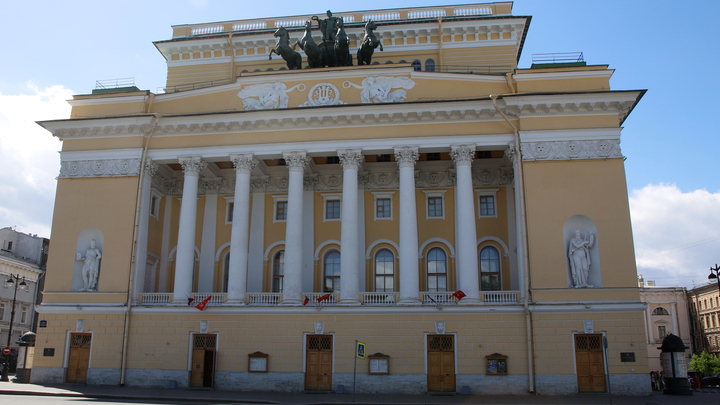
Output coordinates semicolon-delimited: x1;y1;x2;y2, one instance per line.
150;189;163;220
215;242;231;262
263;241;285;261
514;69;614;82
519;128;622;142
314;240;341;260
365;239;400;260
477;236;509;256
419;237;456;259
223;196;234;225
271;195;288;223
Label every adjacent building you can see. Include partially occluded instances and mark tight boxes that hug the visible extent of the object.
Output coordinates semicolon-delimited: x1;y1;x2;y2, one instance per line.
32;3;648;395
637;276;691;371
687;281;720;355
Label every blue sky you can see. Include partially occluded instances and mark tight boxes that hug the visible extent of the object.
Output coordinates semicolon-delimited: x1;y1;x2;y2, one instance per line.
0;0;718;288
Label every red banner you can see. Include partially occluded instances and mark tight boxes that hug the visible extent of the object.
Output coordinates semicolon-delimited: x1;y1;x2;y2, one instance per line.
317;293;332;302
195;295;212;311
451;290;466;300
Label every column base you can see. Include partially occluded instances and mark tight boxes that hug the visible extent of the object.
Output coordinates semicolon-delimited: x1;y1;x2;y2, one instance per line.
338;298;361;306
397;297;422;305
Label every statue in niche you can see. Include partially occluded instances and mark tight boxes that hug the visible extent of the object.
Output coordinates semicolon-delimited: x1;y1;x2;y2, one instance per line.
269;27;302;70
357;20;383;65
76;239;101;291
294;21;321;68
568;230;594;288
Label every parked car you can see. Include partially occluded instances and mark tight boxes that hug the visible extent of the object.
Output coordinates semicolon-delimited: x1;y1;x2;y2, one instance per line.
702;375;720;387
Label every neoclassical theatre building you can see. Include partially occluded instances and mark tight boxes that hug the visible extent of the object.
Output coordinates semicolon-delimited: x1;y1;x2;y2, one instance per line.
33;2;648;395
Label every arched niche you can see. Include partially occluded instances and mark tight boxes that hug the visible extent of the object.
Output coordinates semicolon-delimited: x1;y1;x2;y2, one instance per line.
73;228;104;291
563;215;601;288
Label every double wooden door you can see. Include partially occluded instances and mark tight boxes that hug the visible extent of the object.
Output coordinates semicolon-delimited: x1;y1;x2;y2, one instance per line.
66;333;92;383
427;335;455;392
575;334;607;393
190;334;216;388
305;335;333;391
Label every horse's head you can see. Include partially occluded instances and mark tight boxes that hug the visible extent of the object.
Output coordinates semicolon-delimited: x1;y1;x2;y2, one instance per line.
305;20;312;30
274;27;287;37
366;20;377;31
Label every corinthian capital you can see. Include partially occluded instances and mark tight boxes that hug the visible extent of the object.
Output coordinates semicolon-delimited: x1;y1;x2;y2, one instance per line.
394;147;419;168
179;157;206;176
450;145;476;167
283;152;310;172
230;154;257;175
338;149;364;170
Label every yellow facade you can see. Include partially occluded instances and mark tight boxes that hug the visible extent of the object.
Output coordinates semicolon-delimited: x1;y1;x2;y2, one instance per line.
34;3;648;395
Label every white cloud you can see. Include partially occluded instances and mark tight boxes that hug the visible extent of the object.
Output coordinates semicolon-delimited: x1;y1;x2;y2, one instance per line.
0;83;72;237
630;183;720;289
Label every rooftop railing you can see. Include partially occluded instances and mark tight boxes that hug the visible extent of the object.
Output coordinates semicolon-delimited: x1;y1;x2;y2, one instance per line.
531;52;585;65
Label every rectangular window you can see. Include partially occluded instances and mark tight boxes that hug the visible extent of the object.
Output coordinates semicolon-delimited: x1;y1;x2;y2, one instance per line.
150;196;158;216
20;305;27;324
428;197;443;217
658;325;666;338
7;241;12;250
227;202;235;223
326;200;340;220
0;302;5;320
479;196;495;216
276;201;288;221
376;199;391;218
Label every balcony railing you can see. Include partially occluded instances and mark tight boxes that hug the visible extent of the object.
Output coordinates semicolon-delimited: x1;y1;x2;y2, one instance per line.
138;291;520;306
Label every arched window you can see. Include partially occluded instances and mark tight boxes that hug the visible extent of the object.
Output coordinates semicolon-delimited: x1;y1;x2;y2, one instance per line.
375;249;395;292
272;250;284;292
480;246;501;291
324;251;341;292
425;58;435;72
222;252;230;292
411;59;421;71
427;247;447;292
652;307;669;315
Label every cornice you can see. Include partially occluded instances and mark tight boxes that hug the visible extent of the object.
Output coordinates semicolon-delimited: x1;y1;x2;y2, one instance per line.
513;69;614;82
520;139;622;161
41;91;640;141
68;95;149;107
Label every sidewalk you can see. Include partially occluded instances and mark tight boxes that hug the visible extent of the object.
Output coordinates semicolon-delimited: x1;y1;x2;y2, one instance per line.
0;378;716;405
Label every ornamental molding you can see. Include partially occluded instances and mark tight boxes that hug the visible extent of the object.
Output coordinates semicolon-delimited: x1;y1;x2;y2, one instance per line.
520;139;622;161
338;150;364;170
237;82;306;110
472;168;513;186
59;159;141;178
301;83;345;107
342;76;416;104
41;91;642;140
450;145;476;166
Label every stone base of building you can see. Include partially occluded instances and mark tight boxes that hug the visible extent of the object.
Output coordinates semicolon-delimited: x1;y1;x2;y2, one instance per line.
29;367;651;395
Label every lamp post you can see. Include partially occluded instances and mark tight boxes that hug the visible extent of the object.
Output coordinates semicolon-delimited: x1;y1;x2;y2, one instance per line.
709;264;720;288
1;274;28;382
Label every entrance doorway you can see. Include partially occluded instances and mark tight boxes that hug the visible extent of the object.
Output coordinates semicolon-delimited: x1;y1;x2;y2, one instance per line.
66;333;92;383
305;335;333;391
575;334;607;393
190;334;216;388
427;334;455;392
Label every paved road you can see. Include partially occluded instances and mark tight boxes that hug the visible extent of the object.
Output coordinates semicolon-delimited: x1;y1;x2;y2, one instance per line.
0;380;717;405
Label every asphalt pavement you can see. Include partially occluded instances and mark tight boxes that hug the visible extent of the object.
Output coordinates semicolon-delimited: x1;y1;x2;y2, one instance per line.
0;376;718;405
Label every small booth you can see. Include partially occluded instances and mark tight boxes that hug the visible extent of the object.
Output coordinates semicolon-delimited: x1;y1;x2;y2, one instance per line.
658;333;692;396
13;331;36;383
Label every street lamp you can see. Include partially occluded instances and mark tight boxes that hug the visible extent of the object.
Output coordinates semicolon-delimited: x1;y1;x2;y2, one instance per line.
709;264;720;289
1;274;28;382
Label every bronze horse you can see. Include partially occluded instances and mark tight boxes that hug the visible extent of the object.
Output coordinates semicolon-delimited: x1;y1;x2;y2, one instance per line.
357;20;383;65
334;17;352;66
294;21;321;68
269;27;302;69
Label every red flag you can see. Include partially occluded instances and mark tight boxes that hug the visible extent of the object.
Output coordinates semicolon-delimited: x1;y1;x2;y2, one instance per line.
195;295;212;311
451;290;466;300
303;296;310;306
317;293;332;303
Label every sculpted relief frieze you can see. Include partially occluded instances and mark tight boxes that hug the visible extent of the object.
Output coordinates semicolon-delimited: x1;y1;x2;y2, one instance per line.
237;82;306;111
521;140;622;161
342;77;416;104
59;159;141;178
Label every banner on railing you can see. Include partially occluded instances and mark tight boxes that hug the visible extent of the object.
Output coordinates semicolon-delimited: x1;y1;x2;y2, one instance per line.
195;295;212;311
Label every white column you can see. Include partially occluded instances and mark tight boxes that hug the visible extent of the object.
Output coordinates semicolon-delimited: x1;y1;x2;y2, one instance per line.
507;145;527;299
395;147;421;305
132;160;156;302
451;145;481;304
198;180;220;293
281;152;309;305
226;154;256;304
338;149;363;305
172;157;206;303
159;193;173;292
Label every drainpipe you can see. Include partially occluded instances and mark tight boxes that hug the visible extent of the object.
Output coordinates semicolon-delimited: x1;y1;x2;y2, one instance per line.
120;113;161;385
437;17;444;69
490;94;535;393
228;33;237;82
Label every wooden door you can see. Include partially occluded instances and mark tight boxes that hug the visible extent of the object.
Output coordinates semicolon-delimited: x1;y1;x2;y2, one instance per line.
305;335;333;391
575;334;606;393
190;334;216;388
427;335;455;392
66;333;92;383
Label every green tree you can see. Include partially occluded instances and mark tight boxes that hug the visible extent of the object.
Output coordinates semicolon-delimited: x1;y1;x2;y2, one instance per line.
689;351;720;375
